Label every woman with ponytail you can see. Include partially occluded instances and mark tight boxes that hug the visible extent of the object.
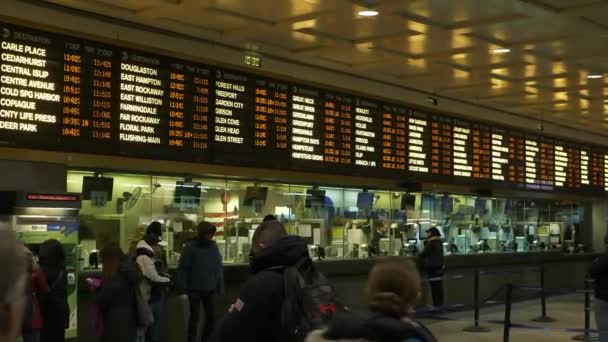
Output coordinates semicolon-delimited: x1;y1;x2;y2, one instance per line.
306;259;436;342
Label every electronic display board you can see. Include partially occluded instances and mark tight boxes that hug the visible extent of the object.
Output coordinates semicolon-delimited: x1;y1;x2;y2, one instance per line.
253;77;289;167
353;98;380;169
408;110;430;174
381;104;407;171
0;21;607;195
323;92;353;165
472;123;491;181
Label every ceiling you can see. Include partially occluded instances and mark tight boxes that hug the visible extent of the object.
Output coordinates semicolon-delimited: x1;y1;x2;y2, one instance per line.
37;0;608;136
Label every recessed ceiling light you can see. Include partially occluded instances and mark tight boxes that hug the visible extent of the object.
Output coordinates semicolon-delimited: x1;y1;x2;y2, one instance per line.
492;48;511;54
587;74;603;79
358;10;379;17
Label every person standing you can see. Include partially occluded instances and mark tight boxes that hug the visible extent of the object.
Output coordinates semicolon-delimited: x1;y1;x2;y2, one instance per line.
177;222;224;342
306;258;436;342
589;248;608;342
97;244;140;342
212;221;311;342
419;227;445;309
0;230;27;342
136;222;171;342
22;247;49;342
38;239;69;342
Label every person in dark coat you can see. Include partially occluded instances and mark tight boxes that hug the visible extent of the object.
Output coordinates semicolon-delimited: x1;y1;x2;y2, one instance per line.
306;258;436;342
212;221;310;342
419;227;445;308
589;247;608;342
176;222;224;342
97;244;140;342
38;239;69;342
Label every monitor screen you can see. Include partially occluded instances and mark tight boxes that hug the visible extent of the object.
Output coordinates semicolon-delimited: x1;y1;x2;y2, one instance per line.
305;189;326;208
243;186;268;206
400;194;416;210
174;181;202;207
357;192;374;210
82;177;114;200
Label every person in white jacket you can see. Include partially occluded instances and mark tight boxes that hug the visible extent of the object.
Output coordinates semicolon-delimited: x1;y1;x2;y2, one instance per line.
135;222;171;342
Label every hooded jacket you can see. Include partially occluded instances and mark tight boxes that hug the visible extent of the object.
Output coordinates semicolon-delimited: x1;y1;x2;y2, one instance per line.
135;240;170;302
176;238;224;294
97;257;141;342
212;235;309;342
305;310;436;342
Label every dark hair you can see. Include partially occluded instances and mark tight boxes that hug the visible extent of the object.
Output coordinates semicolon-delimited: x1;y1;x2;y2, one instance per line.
263;214;277;222
146;221;163;236
367;258;420;317
251;220;287;253
197;221;217;240
426;227;441;238
100;243;124;281
38;239;65;267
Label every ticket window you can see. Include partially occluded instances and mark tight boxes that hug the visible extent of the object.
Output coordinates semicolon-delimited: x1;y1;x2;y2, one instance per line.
220;181;292;264
338;189;393;259
67;171;154;266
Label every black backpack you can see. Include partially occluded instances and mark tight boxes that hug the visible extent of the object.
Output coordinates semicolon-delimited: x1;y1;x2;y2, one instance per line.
276;257;343;342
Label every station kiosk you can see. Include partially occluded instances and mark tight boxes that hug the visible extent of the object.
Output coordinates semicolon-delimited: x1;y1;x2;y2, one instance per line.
0;191;81;340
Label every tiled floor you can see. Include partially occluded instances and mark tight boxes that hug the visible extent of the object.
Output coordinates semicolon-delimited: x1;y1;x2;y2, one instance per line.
417;294;597;341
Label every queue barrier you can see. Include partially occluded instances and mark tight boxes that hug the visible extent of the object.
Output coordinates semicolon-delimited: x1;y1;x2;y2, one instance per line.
500;279;599;342
418;265;575;335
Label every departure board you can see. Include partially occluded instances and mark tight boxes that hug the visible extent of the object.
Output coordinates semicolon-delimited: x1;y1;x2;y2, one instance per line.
323;92;353;164
408;111;430;174
452;119;473;178
381;104;407;171
565;144;580;190
2;21;608;195
254;78;289;158
472;123;491;180
291;85;324;169
354;98;380;168
430;115;452;177
0;27;60;148
590;150;605;192
491;128;509;181
539;137;554;191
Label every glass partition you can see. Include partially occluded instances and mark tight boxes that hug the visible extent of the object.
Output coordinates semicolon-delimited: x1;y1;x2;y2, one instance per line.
67;170;594;267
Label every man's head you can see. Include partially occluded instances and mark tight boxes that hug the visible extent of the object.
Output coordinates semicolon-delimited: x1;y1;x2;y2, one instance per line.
0;230;26;342
197;221;217;241
145;221;163;246
262;214;277;222
251;220;287;254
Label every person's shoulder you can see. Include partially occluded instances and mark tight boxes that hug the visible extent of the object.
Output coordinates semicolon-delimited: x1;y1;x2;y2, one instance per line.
304;329;330;342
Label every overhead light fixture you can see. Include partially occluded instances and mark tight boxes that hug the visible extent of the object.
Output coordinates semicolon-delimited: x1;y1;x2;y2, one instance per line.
492;48;510;54
587;74;603;79
358;10;379;17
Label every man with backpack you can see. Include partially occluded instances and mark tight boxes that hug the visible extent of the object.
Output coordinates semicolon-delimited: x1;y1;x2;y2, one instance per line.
135;222;171;342
212;220;340;342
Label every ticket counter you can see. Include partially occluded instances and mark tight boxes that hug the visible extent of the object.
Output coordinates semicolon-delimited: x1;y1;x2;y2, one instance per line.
67;169;592;272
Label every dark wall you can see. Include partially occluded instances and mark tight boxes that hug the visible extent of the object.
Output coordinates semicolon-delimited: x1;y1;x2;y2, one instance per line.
77;252;596;342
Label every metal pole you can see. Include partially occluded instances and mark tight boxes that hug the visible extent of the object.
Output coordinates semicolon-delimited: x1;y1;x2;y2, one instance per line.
464;268;490;332
503;283;513;342
532;264;556;322
573;279;598;341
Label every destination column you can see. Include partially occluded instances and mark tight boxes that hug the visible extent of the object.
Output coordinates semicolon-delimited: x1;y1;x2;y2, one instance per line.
0;26;61;147
118;51;165;156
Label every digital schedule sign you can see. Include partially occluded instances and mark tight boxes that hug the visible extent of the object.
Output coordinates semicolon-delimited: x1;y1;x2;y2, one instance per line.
1;21;608;195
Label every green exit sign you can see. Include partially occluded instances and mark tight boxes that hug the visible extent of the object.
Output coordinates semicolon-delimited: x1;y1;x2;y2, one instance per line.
244;54;262;67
